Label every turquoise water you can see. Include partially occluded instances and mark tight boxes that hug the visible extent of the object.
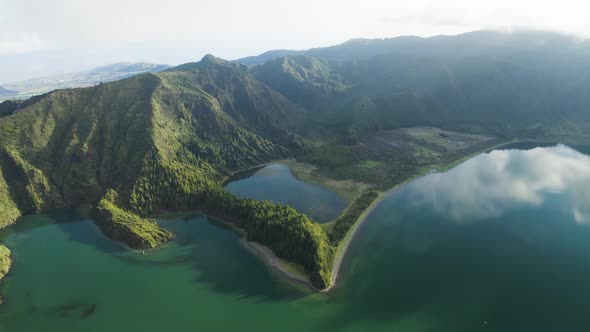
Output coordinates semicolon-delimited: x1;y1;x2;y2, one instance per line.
2;144;590;331
225;163;347;222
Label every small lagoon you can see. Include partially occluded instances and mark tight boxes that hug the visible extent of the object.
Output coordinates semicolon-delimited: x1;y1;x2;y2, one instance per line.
225;163;348;222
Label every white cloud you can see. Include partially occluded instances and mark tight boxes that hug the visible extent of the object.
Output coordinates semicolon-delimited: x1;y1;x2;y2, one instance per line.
1;0;590;82
0;33;48;56
408;145;590;223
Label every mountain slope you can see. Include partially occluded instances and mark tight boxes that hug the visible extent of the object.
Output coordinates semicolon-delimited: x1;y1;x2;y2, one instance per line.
0;56;335;288
0;57;301;221
253;55;348;109
245;32;590;142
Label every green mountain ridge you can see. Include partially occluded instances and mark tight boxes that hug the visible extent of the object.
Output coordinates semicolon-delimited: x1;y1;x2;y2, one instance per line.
0;57;335;288
253;55;349;110
238;30;588;64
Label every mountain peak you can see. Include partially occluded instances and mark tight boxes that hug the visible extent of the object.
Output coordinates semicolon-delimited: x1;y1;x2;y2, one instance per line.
201;54;226;64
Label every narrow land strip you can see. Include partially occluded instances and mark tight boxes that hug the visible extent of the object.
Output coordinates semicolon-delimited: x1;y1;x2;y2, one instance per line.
155;139;522;292
322;139;519;291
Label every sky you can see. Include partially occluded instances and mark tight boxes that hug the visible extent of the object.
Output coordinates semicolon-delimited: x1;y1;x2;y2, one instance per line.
2;0;590;84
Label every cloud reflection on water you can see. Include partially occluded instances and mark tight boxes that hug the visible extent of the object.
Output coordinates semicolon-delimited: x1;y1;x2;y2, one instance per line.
407;144;590;223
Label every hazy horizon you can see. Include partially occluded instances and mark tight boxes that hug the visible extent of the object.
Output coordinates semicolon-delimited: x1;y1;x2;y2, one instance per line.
2;0;590;84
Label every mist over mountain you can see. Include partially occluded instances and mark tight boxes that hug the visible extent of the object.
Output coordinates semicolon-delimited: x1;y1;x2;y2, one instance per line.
239;30;589;64
0;87;16;96
0;62;170;102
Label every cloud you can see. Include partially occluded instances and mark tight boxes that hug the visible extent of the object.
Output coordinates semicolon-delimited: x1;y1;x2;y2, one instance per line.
0;33;48;56
2;0;590;82
407;145;590;223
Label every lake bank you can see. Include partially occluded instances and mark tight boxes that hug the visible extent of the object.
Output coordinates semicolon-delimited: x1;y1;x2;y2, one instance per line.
2;140;517;302
221;159;368;202
153;208;321;290
276;159;369;202
324;168;435;291
323;139;515;291
207;217;319;291
219;142;515;292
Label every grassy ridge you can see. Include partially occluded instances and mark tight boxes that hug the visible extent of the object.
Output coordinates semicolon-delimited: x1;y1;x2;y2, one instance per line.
95;189;174;249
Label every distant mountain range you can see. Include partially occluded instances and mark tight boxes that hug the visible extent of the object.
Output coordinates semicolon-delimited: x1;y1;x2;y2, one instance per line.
238;30;590;65
0;62;170;101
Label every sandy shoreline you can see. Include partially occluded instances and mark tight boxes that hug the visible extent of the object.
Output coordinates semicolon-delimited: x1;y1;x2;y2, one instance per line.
322;169;436;292
245;241;321;291
208;218;321;291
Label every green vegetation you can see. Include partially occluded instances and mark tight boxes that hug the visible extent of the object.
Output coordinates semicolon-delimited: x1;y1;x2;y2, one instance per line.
0;243;11;303
203;189;334;289
0;245;10;282
278;159;368;201
328;191;379;245
95;189;174;249
302;128;499;190
0;148;63;213
0;167;21;228
357;160;381;169
127;155;335;288
253;55;348;109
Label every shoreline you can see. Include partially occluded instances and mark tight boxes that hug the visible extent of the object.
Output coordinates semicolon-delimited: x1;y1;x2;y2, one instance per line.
153;139;520;292
156;210;322;291
244;241;320;292
276;159;369;202
207;217;320;291
322;139;515;291
220;163;270;185
0;138;568;303
323;168;435;292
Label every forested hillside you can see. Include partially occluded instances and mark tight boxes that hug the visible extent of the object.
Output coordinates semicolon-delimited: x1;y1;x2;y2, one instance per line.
243;30;590;142
0;55;335;288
